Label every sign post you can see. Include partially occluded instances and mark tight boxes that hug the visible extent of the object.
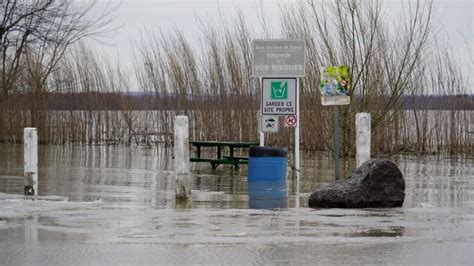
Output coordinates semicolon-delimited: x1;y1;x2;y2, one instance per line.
319;65;351;180
253;39;305;208
259;78;265;146
295;78;300;208
334;106;340;180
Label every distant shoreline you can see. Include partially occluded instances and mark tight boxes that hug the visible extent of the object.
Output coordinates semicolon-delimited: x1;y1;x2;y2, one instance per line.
4;93;473;111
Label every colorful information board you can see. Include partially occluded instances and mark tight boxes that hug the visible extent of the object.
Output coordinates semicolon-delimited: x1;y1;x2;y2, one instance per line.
320;66;351;105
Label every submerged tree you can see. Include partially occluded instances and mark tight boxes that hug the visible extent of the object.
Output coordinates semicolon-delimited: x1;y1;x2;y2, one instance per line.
0;0;117;101
281;0;435;155
0;0;118;137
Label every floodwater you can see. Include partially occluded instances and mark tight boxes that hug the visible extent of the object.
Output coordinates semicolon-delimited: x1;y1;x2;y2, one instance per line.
0;145;473;265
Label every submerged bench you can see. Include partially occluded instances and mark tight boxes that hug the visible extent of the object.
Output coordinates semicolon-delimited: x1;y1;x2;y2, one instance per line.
190;141;259;169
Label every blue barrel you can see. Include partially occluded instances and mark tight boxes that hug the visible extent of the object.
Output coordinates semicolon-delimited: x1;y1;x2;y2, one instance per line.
248;146;288;209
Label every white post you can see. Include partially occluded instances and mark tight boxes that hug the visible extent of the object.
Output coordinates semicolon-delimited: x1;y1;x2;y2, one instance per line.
24;128;38;196
295;78;300;209
259;113;265;146
174;116;191;200
356;113;371;167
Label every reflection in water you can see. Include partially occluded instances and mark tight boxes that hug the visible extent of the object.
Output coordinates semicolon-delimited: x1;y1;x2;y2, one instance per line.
399;155;473;208
1;200;472;265
1;145;471;209
248;181;287;209
336;227;405;238
0;145;473;265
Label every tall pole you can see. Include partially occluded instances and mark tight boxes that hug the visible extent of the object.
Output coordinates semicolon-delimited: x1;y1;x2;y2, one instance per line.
295;78;301;208
334;106;340;180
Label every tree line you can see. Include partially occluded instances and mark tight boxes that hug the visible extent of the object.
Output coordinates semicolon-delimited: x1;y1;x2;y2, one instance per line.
4;92;472;111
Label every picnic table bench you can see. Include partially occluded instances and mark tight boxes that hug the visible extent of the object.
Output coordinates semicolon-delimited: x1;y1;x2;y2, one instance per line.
190;141;259;169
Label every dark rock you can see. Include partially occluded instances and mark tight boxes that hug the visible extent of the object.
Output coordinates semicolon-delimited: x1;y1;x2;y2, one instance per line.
308;159;405;208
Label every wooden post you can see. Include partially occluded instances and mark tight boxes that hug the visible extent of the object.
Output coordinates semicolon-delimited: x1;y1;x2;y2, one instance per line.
356;113;371;167
174;116;191;200
24;128;38;196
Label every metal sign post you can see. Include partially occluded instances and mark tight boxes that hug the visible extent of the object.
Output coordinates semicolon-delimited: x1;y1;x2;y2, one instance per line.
334;106;340;180
259;78;265;146
259;77;301;207
295;78;301;208
253;39;305;209
319;65;351;181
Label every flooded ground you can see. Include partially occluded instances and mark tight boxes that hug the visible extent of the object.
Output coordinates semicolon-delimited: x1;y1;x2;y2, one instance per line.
0;144;473;265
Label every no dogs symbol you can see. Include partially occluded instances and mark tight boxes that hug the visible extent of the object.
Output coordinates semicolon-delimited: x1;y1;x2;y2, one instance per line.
285;115;297;127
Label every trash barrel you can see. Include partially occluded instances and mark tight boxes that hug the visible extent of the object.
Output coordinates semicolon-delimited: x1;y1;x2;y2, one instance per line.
247;146;288;209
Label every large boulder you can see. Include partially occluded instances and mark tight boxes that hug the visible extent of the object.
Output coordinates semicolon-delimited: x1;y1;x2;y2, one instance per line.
308;159;405;208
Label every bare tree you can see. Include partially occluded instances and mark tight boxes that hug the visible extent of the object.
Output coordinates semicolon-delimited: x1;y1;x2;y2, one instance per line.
0;0;117;102
281;0;434;156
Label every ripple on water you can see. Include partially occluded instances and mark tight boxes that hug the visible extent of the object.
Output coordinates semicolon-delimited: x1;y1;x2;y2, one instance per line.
0;145;473;265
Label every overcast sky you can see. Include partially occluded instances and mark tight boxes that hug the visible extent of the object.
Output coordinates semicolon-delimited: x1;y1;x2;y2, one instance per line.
91;0;473;93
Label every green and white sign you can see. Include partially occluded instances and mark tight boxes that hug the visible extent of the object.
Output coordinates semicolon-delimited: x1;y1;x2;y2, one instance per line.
271;81;288;99
262;78;297;115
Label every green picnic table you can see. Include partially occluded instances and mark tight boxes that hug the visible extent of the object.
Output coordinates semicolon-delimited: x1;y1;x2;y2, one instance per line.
190;141;259;169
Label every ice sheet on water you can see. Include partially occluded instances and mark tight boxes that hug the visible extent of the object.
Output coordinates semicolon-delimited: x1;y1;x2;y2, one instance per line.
0;192;103;218
190;190;249;202
0;220;13;229
0;192;68;201
419;202;436;208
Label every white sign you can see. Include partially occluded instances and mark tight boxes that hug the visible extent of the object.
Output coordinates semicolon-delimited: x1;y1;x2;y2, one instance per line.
261;78;297;115
261;115;279;133
284;115;297;128
252;39;305;77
